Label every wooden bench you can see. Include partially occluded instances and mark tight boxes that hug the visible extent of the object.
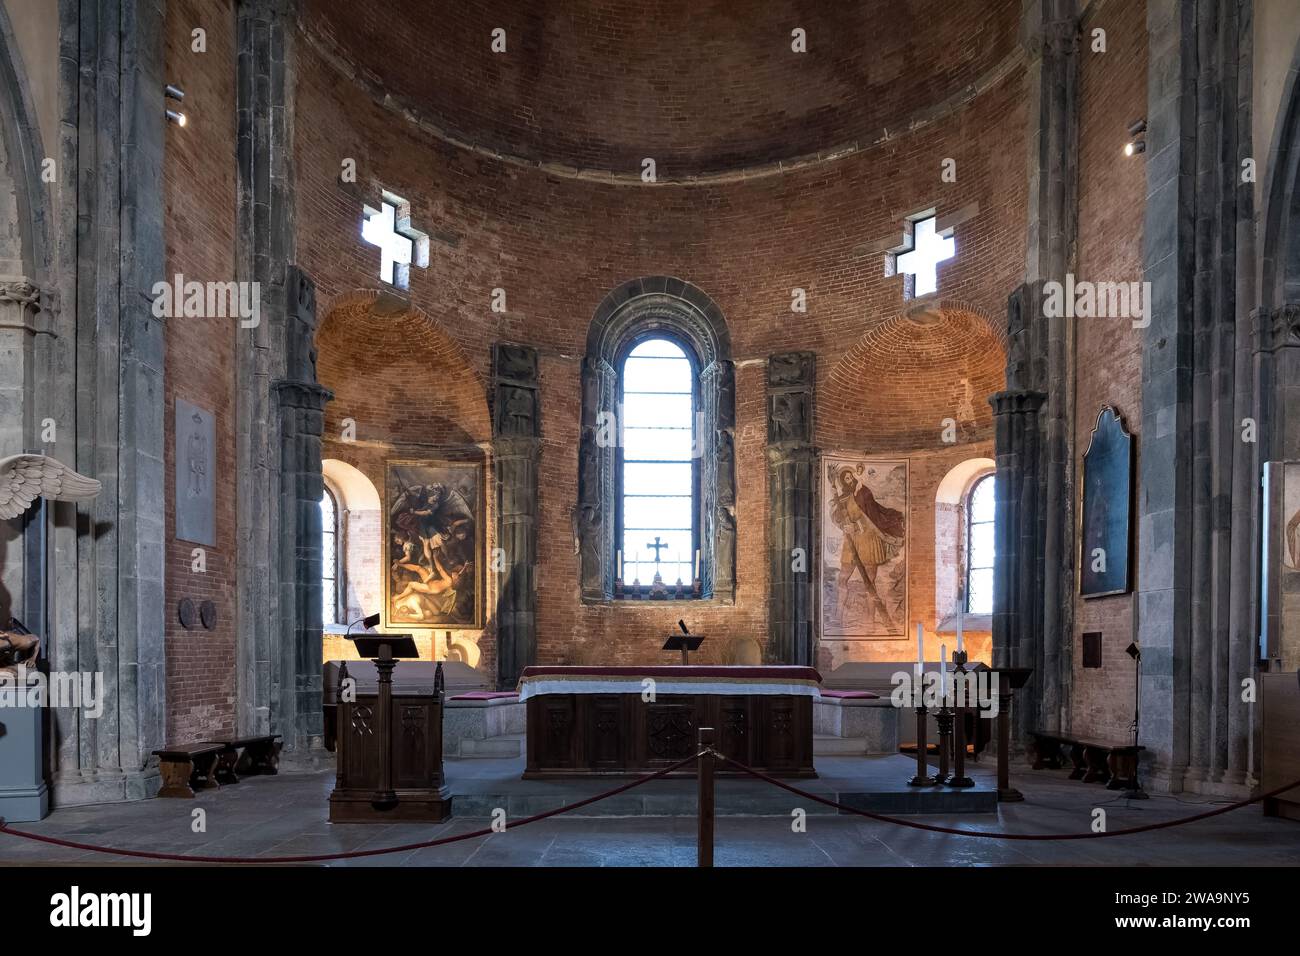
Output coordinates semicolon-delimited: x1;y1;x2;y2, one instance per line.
1029;730;1144;790
153;735;282;797
153;743;224;798
230;734;282;780
207;735;282;785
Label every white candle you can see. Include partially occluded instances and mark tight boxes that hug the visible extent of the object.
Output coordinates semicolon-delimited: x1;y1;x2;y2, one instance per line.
940;644;948;705
693;549;700;580
956;590;965;654
916;622;924;671
617;550;623;576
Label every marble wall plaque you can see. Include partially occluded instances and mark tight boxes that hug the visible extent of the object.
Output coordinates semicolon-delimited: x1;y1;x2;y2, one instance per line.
175;399;216;546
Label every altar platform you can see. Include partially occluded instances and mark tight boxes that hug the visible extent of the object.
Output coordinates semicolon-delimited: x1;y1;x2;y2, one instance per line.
444;750;997;816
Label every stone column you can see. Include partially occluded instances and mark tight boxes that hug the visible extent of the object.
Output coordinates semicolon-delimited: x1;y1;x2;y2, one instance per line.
991;283;1047;742
1136;0;1255;796
766;353;816;666
272;268;331;754
1021;0;1081;734
0;279;44;622
236;0;297;737
577;355;614;601
703;358;737;602
40;0;169;805
1136;0;1197;791
493;344;540;689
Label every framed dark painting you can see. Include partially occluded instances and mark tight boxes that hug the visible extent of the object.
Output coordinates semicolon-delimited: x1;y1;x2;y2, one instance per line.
384;459;483;629
1079;406;1134;598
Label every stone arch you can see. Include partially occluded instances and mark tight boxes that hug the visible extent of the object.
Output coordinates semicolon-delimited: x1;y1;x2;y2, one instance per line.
314;292;493;673
1260;32;1300;306
316;290;492;446
0;4;49;278
586;276;733;369
1258;35;1300;464
823;305;1006;452
577;277;735;602
0;7;51;638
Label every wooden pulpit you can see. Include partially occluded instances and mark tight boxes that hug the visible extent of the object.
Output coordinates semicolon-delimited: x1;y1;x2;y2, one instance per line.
328;635;453;823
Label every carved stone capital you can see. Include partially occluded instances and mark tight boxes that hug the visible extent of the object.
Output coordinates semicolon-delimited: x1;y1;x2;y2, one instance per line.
0;279;49;336
1253;305;1300;352
989;389;1047;417
1022;4;1081;61
273;379;333;412
0;280;40;308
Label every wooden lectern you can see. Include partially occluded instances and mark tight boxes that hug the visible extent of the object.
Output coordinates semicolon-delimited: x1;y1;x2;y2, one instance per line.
663;619;704;665
328;632;453;823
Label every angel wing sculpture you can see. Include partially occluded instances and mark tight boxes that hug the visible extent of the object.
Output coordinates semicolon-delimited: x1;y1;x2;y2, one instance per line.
0;454;102;520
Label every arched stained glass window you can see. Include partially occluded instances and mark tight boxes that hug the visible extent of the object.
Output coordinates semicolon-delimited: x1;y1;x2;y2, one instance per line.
320;486;340;625
618;337;697;588
965;473;995;614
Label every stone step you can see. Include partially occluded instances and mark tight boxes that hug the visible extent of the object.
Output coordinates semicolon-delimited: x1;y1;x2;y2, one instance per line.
814;734;871;756
449;782;996;817
457;734;524;758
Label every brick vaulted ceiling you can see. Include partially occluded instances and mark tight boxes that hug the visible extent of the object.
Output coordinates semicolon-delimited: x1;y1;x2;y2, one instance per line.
299;0;1023;179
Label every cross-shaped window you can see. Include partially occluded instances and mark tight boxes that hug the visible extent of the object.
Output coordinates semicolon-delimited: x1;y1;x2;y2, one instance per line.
888;214;955;299
362;191;429;290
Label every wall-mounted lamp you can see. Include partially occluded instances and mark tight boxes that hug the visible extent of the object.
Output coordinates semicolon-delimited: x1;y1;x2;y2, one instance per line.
1124;118;1147;157
165;84;187;127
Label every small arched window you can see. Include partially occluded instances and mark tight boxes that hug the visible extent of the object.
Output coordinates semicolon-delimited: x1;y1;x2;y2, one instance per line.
618;337;697;588
965;473;995;614
320;485;341;625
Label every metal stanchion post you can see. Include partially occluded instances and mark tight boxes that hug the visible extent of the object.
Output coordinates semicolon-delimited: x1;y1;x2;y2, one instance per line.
698;727;715;867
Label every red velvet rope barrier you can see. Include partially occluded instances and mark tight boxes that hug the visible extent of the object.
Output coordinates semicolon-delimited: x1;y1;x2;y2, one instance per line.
2;752;1296;861
709;751;1300;841
0;752;702;864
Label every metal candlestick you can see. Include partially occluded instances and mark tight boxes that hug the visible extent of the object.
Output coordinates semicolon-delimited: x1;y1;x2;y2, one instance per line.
948;650;975;788
907;702;936;786
933;704;954;785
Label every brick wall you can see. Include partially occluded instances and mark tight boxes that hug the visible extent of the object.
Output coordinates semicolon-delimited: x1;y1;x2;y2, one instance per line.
1071;0;1148;741
295;5;1027;676
300;0;1022;177
162;0;238;741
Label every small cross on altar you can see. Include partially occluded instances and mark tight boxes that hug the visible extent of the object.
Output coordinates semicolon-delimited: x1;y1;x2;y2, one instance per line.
646;535;669;585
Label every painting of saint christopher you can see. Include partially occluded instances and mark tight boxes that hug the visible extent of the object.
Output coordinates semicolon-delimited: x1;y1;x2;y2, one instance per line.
821;457;908;639
385;460;482;628
1284;462;1300;573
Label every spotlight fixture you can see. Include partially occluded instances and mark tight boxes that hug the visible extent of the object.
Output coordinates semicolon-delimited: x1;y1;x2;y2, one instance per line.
1124;118;1147;157
164;84;185;101
166;109;187;127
